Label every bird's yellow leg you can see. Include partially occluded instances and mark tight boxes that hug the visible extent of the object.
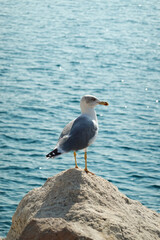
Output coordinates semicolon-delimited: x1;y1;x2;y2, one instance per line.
74;151;78;168
84;150;94;175
84;151;88;172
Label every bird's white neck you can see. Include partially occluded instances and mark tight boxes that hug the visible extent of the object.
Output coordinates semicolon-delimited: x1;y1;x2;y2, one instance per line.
81;107;97;122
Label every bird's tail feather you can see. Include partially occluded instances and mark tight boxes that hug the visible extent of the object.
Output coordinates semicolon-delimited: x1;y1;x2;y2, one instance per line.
46;148;61;158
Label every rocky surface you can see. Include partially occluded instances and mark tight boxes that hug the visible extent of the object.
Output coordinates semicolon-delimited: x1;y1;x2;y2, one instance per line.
6;168;160;240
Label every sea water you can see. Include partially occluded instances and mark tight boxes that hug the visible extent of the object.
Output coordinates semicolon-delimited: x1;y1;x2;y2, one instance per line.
0;0;160;237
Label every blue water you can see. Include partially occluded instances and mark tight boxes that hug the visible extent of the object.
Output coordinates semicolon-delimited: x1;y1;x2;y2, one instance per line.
0;0;160;237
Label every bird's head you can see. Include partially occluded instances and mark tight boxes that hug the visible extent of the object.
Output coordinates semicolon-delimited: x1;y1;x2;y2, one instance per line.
80;95;109;112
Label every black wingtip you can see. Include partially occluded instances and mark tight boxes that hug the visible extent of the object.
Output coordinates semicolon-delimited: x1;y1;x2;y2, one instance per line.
46;149;61;159
46;152;55;158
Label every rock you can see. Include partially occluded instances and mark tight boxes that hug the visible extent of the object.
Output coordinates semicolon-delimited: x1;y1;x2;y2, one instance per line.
6;168;160;240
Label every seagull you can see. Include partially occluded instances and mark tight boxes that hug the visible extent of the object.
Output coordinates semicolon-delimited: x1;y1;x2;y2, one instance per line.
46;95;109;173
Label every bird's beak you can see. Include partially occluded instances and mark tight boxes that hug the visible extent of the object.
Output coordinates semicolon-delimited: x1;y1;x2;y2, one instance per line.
98;101;109;106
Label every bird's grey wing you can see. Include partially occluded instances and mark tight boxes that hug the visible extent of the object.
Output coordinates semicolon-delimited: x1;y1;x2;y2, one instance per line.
59;115;98;152
58;119;75;140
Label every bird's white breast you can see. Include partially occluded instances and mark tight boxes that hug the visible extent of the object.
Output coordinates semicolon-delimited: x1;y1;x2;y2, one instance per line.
88;119;98;146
